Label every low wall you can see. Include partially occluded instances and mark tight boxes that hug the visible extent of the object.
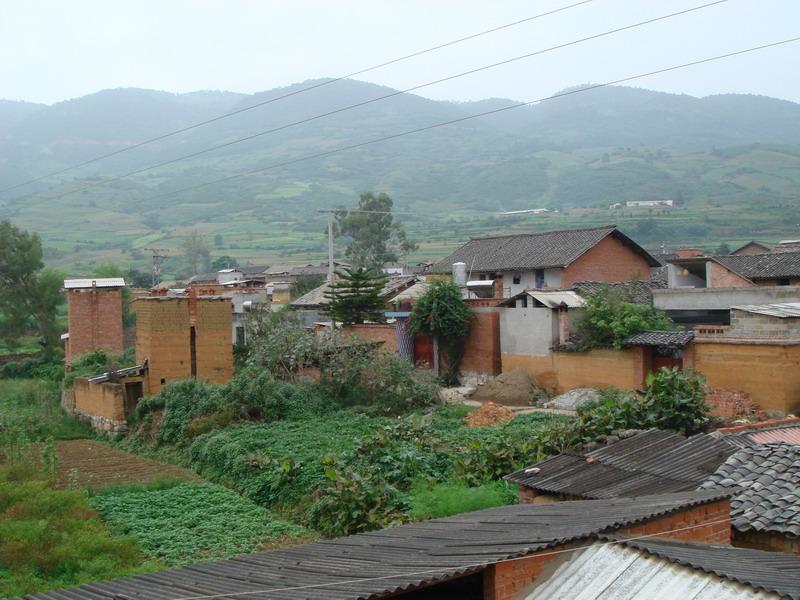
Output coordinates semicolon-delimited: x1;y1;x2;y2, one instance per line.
502;348;639;394
343;323;397;352
73;377;127;433
694;342;800;415
461;311;501;376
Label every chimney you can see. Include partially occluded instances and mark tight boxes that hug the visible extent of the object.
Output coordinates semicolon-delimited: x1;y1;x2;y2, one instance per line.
452;262;467;287
676;247;703;258
493;277;504;299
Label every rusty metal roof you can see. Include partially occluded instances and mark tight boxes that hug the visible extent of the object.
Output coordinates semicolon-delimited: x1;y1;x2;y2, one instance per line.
506;429;737;499
19;491;731;600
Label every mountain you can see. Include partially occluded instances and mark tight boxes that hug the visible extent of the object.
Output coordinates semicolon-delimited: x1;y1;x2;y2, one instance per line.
1;80;799;274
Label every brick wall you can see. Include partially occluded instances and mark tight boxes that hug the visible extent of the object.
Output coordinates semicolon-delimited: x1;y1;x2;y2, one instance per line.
707;262;753;287
66;287;124;363
461;311;501;375
705;388;762;419
343;323;398;352
483;498;731;600
561;234;652;287
730;310;800;339
735;530;800;554
695;341;800;415
134;298;191;396
194;298;233;385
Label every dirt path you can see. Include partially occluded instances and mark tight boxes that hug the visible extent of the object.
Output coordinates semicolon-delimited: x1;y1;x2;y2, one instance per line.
55;439;202;489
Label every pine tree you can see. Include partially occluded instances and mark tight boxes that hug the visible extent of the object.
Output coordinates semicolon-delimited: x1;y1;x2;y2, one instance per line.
323;268;388;325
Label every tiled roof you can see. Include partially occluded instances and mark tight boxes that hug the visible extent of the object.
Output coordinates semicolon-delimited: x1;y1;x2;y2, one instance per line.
574;278;667;305
700;443;800;538
292;275;418;307
507;429;737;499
607;536;800;599
715;251;800;280
731;241;775;255
715;418;800;448
20;490;731;600
431;225;659;273
623;330;695;348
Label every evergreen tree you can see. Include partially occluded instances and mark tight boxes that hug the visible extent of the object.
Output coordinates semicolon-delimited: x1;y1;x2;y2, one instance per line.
323;268;387;325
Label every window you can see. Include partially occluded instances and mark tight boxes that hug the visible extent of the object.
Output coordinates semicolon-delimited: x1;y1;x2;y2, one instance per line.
777;278;791;286
512;275;521;285
535;270;545;288
236;326;246;346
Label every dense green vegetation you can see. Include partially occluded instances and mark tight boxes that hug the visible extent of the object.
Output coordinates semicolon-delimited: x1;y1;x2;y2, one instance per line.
2;83;800;275
0;379;91;443
90;482;306;566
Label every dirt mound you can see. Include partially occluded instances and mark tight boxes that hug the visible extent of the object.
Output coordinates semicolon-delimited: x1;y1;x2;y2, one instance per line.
466;401;515;428
466;369;538;406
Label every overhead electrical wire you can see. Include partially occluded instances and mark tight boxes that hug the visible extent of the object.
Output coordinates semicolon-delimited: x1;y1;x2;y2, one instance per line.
33;0;731;203
106;36;800;208
0;0;597;195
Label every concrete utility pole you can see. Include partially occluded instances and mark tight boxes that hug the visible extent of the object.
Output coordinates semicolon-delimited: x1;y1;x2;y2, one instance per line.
318;209;336;284
145;248;168;287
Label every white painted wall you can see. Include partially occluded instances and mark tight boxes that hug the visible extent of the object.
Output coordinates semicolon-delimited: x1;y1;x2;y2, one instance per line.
500;307;556;356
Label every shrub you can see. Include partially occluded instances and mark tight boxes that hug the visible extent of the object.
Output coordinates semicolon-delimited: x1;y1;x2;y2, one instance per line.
0;356;62;381
64;348;136;387
574;286;674;350
245;309;315;379
410;481;516;520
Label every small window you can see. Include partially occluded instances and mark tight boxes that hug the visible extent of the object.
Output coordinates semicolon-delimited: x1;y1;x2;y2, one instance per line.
160;378;166;385
777;278;791;286
512;275;521;285
535;270;545;288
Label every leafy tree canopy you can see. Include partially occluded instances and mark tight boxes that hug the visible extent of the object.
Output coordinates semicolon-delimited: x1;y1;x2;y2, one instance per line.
212;255;239;270
323;268;387;325
334;192;417;271
181;230;211;275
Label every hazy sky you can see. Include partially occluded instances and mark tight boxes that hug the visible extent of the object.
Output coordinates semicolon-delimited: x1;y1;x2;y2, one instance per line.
2;0;799;105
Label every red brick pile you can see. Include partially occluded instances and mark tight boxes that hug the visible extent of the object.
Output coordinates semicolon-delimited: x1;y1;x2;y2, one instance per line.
706;387;764;420
466;401;515;428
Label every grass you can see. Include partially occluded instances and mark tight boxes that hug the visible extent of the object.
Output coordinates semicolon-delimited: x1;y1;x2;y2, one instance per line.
90;481;307;566
0;379;92;443
0;464;157;598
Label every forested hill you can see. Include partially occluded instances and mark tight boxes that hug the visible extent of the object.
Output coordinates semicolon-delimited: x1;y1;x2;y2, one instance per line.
1;80;800;272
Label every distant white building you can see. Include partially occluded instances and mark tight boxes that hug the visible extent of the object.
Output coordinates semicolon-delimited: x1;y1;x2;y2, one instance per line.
497;208;552;216
626;200;674;207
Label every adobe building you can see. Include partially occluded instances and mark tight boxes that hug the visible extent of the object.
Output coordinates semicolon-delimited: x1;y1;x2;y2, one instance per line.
63;278;125;363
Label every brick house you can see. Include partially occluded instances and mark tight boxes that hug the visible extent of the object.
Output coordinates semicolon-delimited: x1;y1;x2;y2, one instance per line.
63;278;125;364
432;225;660;298
666;250;800;288
33;490;800;600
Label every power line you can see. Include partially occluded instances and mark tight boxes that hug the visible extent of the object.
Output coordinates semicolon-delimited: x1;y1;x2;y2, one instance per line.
0;0;597;196
109;36;800;208
164;517;732;600
37;0;730;203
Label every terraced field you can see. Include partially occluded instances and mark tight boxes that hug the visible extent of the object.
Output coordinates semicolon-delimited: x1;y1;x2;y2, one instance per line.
55;440;201;489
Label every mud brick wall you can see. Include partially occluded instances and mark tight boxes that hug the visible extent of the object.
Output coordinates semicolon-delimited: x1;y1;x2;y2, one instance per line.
194;298;233;385
73;377;125;422
134;298;191;396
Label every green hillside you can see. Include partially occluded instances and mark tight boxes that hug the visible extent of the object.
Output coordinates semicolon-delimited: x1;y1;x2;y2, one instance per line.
1;80;799;275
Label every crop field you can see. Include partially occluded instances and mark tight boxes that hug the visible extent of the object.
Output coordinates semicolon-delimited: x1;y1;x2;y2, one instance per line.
55;440;202;490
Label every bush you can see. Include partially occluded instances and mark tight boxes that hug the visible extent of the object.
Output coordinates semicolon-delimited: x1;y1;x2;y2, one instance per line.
64;348;136;387
245;309;315;379
574;286;674;350
0;379;91;443
410;481;516;520
0;356;62;381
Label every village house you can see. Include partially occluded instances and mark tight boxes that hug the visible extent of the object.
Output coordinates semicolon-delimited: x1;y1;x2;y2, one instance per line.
62;277;125;364
28;489;800;600
431;225;660;298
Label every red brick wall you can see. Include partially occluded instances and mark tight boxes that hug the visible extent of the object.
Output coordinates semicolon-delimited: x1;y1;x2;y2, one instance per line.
460;311;501;375
343;323;397;352
483;498;731;600
705;388;762;420
66;287;124;363
707;262;753;287
561;234;652;287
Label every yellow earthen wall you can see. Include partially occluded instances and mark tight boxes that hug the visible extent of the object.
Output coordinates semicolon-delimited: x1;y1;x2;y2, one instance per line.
73;378;125;421
134;298;191;396
501;348;639;394
195;299;233;384
694;342;800;414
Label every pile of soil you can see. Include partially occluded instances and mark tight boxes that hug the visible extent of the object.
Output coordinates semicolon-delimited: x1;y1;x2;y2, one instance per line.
466;401;515;428
466;369;538;407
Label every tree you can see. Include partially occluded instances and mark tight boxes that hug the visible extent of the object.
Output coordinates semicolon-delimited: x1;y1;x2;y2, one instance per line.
574;286;674;351
715;242;732;255
334;192;417;271
181;230;211;275
0;220;64;351
410;279;472;384
323;268;387;325
212;255;239;270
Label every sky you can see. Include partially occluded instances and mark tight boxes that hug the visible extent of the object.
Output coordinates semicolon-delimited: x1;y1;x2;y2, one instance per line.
1;0;799;105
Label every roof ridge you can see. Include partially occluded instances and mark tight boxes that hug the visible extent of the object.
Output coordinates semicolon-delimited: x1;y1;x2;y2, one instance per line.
468;224;617;241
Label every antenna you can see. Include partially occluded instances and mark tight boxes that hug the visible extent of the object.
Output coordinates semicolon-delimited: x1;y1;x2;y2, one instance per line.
145;248;168;287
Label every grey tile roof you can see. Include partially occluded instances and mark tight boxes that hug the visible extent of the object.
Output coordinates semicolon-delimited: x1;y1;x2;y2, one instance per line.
715;251;800;280
292;275;418;307
607;536;800;599
507;429;737;499
700;443;800;538
19;490;731;600
432;225;659;274
623;330;695;348
731;241;775;255
574;278;667;305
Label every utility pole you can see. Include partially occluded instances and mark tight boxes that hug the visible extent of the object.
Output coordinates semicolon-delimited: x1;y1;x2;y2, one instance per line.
145;248;168;287
318;209;336;284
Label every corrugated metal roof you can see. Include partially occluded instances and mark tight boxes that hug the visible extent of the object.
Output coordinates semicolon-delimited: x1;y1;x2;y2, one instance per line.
525;540;795;599
731;303;800;318
528;290;585;308
20;491;731;600
63;278;125;289
609;536;800;599
507;429;737;499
